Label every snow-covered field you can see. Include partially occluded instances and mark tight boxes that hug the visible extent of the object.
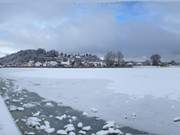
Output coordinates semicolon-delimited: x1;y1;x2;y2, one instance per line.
0;96;21;135
0;67;180;135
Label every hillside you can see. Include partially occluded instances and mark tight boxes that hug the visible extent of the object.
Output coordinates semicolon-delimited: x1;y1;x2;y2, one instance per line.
0;49;59;66
0;49;102;68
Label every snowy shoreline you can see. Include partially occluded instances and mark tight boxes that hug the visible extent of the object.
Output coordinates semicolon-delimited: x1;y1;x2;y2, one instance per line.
0;79;21;135
0;65;180;69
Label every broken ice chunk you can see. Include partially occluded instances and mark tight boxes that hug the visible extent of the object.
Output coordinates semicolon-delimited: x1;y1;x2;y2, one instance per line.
82;112;88;116
90;108;98;113
103;121;115;129
64;124;75;132
56;114;67;120
174;117;180;122
57;130;67;135
79;130;86;135
45;102;54;107
26;117;41;129
82;126;91;131
77;122;83;128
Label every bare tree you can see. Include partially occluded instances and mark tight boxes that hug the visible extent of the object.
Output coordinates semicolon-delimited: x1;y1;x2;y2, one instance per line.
47;50;59;57
104;51;116;67
116;51;124;65
105;51;124;67
150;54;161;66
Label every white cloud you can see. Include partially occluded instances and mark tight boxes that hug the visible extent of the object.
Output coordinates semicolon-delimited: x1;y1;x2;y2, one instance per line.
0;1;180;59
0;41;17;56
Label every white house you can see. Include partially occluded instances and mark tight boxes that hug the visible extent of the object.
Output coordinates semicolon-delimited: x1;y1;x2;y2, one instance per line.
27;60;34;67
42;62;47;67
61;59;70;67
35;62;42;67
47;61;58;67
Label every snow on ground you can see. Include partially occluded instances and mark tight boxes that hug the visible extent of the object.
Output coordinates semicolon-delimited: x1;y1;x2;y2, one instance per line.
0;96;21;135
1;68;180;135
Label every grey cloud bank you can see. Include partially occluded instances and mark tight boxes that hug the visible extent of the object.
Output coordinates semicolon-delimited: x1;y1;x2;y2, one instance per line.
0;0;180;60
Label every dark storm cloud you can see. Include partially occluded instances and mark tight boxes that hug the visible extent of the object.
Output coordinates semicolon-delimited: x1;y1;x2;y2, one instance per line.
0;0;180;59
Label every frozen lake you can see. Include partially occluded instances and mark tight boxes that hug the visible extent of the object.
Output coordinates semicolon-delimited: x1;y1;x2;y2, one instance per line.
0;68;180;135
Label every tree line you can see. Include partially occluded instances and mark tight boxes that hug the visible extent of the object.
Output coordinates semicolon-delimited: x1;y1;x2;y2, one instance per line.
104;51;177;67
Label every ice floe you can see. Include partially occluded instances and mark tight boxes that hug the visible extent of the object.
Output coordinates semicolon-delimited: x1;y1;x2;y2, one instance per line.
45;102;54;107
77;122;83;128
23;103;36;108
33;111;41;117
82;126;91;131
9;105;24;111
64;124;75;132
82;112;88;116
41;120;55;133
56;114;67;120
68;131;76;135
103;121;115;129
79;130;86;134
90;108;98;113
96;128;123;135
71;116;77;121
57;129;67;135
24;131;36;135
26;117;41;129
173;117;180;122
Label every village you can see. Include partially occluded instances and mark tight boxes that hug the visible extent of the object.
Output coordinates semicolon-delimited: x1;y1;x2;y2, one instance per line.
0;49;178;68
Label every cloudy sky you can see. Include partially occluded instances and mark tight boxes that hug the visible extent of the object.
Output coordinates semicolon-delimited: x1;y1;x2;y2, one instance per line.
0;0;180;60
